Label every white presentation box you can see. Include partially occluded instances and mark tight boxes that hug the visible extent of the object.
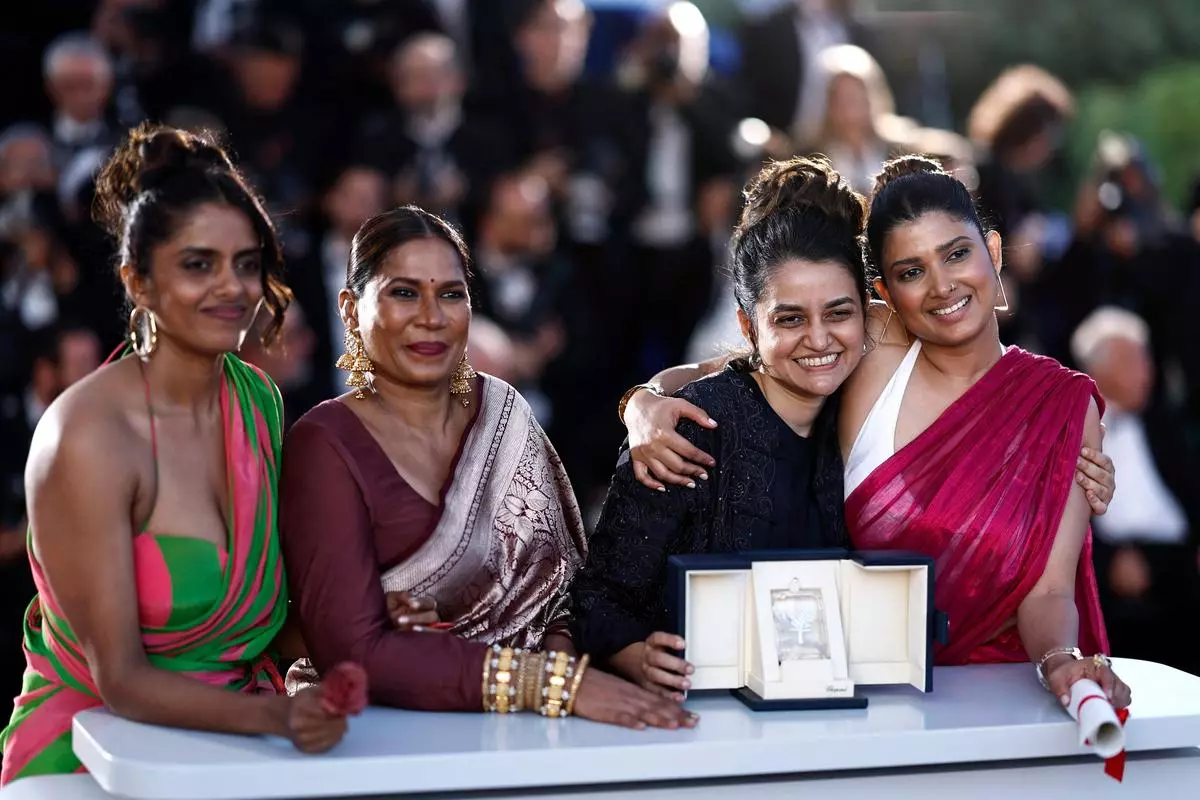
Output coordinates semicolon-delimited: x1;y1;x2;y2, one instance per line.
666;549;946;710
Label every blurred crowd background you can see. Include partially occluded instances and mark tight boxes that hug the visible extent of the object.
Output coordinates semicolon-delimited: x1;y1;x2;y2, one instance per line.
3;0;1200;711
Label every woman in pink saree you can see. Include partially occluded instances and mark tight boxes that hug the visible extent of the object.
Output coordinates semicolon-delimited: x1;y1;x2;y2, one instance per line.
838;156;1127;705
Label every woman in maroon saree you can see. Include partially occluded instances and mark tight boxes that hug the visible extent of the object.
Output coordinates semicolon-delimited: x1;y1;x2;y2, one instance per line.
839;155;1128;705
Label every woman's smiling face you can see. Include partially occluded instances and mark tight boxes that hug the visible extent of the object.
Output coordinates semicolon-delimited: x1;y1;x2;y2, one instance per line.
875;210;1004;347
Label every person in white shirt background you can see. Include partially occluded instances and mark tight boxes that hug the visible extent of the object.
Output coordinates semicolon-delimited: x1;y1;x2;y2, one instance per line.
1071;306;1200;676
41;33;116;169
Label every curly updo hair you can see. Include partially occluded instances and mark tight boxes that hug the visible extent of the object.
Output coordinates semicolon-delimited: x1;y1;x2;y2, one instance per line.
865;154;989;285
730;155;869;325
93;122;291;345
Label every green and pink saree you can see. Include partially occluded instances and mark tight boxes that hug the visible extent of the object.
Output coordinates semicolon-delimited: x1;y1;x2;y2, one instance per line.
0;354;288;784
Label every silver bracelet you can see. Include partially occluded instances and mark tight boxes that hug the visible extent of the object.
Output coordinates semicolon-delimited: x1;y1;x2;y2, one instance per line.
1035;646;1082;690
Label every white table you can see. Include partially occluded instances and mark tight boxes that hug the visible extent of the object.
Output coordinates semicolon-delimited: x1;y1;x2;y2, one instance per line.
3;659;1199;799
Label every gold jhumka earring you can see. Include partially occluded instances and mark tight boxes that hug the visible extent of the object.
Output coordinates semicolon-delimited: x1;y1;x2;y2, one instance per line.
128;306;159;362
449;351;478;407
336;329;375;400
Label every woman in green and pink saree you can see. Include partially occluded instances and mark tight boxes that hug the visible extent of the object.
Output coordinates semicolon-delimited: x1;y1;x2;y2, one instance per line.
0;124;351;785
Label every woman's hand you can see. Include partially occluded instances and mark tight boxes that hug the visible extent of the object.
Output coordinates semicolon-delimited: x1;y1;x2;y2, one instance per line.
624;390;716;491
571;668;699;731
629;633;693;701
385;592;441;632
1046;654;1132;710
284;688;350;753
1076;444;1115;516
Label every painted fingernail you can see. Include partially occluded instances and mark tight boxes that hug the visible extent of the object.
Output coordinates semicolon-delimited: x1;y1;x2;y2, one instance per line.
686;481;696;489
412;625;427;632
706;418;717;427
397;616;409;625
698;472;709;481
1060;694;1069;706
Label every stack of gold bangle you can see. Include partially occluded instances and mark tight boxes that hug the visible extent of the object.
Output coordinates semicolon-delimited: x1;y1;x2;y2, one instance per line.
480;646;591;716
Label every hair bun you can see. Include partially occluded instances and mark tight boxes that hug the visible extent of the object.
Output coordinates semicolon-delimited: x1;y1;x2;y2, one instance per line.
871;154;946;199
93;122;232;238
737;156;866;243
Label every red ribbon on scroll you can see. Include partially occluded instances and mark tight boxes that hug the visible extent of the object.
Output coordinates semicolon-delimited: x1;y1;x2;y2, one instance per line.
1103;708;1130;782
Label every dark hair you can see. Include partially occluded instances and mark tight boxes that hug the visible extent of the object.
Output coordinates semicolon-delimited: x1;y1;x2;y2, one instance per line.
345;205;472;297
967;65;1074;155
865;155;988;284
93;122;291;345
731;156;868;325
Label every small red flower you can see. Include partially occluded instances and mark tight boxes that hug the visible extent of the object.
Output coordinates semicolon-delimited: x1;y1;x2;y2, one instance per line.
320;662;368;716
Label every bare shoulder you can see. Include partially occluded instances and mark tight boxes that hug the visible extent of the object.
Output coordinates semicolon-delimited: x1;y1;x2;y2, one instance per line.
26;361;141;495
838;305;913;452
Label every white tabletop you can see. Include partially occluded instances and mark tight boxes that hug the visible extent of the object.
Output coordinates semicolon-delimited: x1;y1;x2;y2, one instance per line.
7;751;1200;800
63;659;1200;800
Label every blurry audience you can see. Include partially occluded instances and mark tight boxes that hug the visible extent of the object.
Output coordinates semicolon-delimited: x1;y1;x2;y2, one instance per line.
803;43;906;194
738;0;867;139
2;2;1200;720
0;321;101;706
42;33;118;168
1072;308;1200;676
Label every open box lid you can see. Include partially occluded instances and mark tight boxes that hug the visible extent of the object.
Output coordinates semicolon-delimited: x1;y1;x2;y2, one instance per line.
667;549;946;695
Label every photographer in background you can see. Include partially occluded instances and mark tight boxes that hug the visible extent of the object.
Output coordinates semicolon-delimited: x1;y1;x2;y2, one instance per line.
610;1;742;380
1038;132;1200;434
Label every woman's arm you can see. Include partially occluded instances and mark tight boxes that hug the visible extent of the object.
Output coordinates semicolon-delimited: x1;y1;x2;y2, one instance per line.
1017;399;1130;707
279;420;489;712
635;356;728;399
618;358;728;490
1016;400;1099;664
27;405;289;737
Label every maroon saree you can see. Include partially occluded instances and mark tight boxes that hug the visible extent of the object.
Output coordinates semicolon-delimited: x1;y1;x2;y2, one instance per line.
845;347;1109;665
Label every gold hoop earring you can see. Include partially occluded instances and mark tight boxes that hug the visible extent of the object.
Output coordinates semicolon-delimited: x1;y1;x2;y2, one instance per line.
879;306;909;346
449;351;478;407
994;275;1010;312
128;306;158;362
335;329;375;400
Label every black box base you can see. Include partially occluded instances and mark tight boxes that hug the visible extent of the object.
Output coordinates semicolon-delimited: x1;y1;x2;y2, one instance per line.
731;686;869;711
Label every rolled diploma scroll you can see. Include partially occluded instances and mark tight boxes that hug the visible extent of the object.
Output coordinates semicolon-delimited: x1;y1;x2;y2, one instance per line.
1066;678;1126;759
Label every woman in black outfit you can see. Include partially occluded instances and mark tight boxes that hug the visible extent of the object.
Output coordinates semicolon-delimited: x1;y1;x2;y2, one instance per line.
572;157;868;698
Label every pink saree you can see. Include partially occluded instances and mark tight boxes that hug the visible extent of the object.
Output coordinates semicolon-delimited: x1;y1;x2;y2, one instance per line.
845;347;1109;665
